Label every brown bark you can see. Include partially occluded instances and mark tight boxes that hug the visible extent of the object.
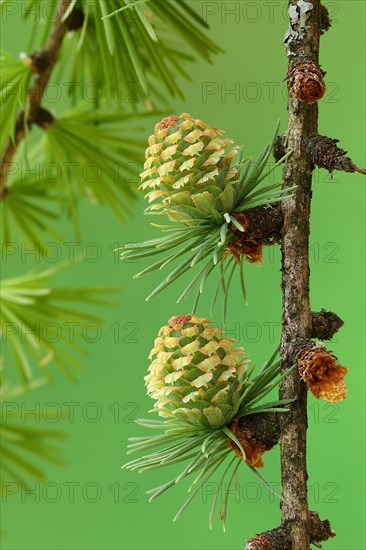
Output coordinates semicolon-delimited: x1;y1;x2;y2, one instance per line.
0;0;72;198
279;1;322;547
245;511;335;550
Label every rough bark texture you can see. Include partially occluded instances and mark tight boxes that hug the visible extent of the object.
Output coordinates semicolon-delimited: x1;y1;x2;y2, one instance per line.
0;0;72;198
245;511;335;550
273;135;286;163
280;1;322;547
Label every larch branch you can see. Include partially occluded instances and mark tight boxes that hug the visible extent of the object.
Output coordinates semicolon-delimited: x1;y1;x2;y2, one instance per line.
0;0;73;198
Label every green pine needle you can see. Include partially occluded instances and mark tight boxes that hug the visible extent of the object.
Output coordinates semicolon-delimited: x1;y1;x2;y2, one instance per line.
0;264;116;385
12;0;221;104
0;49;32;153
40;105;161;230
120;126;294;312
1;143;61;249
123;350;291;529
0;379;66;493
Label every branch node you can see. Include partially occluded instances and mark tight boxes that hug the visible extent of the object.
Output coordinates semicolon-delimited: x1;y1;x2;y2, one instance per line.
245;511;335;550
228;204;283;263
307;135;366;175
320;4;332;34
311;309;344;340
32;107;55;130
228;413;280;467
65;7;85;31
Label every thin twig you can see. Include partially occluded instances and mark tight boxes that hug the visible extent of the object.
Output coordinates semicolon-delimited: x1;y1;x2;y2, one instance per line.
0;0;72;198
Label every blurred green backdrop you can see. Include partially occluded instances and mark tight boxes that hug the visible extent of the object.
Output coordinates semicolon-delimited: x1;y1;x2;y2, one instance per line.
1;1;365;549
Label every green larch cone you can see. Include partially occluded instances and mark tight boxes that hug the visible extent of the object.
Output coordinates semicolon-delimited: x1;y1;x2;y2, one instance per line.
120;115;294;312
140;113;240;222
124;343;293;529
145;314;250;428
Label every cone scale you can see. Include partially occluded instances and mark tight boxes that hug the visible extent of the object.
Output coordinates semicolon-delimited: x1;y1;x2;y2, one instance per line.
120;114;292;309
145;314;249;428
140;113;240;222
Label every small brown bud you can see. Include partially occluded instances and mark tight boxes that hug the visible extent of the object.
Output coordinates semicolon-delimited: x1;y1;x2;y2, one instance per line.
273;134;286;163
311;309;344;340
320;5;332;34
288;62;326;104
29;51;51;74
32;107;55;130
66;7;85;31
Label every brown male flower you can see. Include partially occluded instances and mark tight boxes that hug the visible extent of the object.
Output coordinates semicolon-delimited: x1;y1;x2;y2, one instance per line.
296;342;348;403
288;62;326;104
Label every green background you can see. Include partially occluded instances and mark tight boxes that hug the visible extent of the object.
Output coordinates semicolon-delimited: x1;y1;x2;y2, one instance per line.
1;1;365;549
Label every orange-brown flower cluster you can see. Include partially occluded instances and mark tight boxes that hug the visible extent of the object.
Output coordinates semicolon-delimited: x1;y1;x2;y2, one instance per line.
297;345;348;403
288;62;326;104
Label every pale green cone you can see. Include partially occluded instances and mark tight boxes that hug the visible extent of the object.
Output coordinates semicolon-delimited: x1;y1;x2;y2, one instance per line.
140;113;240;222
121;118;294;308
145;314;250;429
